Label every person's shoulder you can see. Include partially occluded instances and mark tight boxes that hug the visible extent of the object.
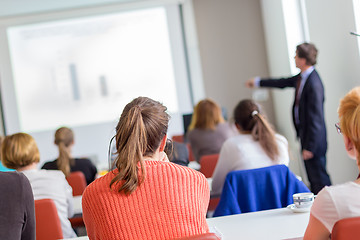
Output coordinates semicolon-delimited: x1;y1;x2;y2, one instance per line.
154;161;206;181
275;134;288;144
41;160;57;169
39;169;66;180
75;158;96;166
0;171;28;185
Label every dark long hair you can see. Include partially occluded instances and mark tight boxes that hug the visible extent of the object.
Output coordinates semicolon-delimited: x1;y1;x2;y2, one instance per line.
234;99;279;161
110;97;170;194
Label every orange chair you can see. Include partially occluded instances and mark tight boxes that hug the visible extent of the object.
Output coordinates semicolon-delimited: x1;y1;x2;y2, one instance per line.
187;144;196;162
172;135;184;143
66;171;87;228
332;217;360;240
199;154;219;178
173;232;220;240
66;171;87;196
35;199;63;240
208;197;220;212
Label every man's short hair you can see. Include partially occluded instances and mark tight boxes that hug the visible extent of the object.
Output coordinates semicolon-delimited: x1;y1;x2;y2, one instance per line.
296;42;318;66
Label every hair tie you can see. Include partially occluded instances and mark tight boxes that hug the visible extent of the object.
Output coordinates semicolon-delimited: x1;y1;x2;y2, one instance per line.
251;110;258;117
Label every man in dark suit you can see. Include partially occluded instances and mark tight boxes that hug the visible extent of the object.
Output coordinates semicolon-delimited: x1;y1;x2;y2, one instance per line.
246;42;331;194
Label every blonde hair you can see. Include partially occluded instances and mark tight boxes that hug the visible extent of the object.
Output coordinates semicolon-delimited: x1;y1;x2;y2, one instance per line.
234;99;279;161
1;133;40;169
188;99;225;131
338;87;360;158
54;127;74;177
110;97;170;194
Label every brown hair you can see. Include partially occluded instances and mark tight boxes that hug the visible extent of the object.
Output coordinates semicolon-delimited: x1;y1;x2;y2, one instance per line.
54;127;74;177
338;87;360;159
1;133;40;169
296;42;318;66
110;97;170;194
188;99;225;131
234;99;279;161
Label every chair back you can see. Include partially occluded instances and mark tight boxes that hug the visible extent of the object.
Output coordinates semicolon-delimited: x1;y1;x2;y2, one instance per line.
332;217;360;240
213;164;310;217
199;154;219;178
35;199;63;240
172;135;184;143
173;233;220;240
66;171;87;196
187;144;195;162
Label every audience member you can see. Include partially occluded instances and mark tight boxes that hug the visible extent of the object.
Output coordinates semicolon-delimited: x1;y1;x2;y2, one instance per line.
164;139;189;167
1;133;76;238
0;171;35;239
0;136;14;172
304;87;360;239
187;99;238;162
42;127;97;185
211;99;290;195
82;97;209;240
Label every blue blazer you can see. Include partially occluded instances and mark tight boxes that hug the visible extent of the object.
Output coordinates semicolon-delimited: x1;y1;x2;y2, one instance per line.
259;70;327;156
213;165;310;217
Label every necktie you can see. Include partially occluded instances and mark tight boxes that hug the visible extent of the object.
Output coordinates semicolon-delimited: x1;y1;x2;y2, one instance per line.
295;75;302;106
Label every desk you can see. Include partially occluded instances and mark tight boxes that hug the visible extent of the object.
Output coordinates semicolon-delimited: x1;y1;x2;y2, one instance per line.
207;207;310;240
64;207;309;240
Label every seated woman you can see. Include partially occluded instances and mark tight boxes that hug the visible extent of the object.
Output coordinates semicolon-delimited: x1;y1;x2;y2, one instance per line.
304;87;360;240
82;97;209;240
187;99;238;162
211;99;290;195
0;171;35;239
42;127;97;185
1;133;76;238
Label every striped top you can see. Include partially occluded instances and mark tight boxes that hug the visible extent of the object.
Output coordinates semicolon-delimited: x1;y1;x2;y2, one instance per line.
82;160;209;240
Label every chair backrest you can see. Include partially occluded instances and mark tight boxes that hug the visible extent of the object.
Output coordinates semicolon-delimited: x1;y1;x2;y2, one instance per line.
199;154;219;178
66;171;87;196
332;217;360;240
213;164;310;217
187;144;196;162
173;232;221;240
35;199;63;240
172;135;184;143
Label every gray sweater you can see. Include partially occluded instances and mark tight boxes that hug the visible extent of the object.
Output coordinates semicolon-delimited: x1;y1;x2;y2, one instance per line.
0;171;35;240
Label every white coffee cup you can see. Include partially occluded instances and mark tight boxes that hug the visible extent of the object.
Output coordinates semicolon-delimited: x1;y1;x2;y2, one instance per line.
293;192;314;209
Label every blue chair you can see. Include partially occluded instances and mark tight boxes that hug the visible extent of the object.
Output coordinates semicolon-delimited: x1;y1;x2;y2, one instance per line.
213;164;310;217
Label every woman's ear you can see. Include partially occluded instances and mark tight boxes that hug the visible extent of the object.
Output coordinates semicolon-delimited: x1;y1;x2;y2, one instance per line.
159;134;167;152
343;135;356;160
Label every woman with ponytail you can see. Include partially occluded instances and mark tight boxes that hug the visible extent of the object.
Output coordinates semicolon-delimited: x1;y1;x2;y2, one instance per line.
42;127;97;185
211;99;290;195
304;87;360;240
82;97;209;240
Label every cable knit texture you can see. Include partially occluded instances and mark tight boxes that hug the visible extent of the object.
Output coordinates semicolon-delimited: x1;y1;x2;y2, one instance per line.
82;160;209;240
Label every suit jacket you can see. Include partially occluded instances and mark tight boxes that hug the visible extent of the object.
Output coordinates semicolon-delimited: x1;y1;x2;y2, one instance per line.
259;69;327;156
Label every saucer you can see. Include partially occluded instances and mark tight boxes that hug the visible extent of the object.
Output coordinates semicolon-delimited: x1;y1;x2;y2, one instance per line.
287;204;311;213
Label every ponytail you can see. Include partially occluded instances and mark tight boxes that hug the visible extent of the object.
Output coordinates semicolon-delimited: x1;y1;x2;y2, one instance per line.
110;106;147;194
251;112;279;161
234;99;279;161
57;142;71;176
54;127;74;177
110;97;169;194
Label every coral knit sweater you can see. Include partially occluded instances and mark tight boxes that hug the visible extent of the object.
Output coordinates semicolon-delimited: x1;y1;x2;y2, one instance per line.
82;160;210;240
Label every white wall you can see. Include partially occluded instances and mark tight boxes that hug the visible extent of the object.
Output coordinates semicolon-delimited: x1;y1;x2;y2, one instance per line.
192;0;275;123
